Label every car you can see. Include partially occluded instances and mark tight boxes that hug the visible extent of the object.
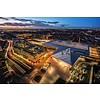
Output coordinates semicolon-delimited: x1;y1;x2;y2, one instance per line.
70;79;74;83
80;76;85;81
41;69;46;74
33;75;42;83
83;65;87;68
7;77;14;84
82;69;87;74
79;74;83;81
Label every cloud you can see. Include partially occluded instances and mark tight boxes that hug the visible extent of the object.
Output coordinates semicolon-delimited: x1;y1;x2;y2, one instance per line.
60;24;65;27
47;21;59;24
10;17;33;23
60;24;70;27
0;17;68;29
10;17;46;23
9;17;51;27
0;17;9;20
10;17;59;25
0;22;33;26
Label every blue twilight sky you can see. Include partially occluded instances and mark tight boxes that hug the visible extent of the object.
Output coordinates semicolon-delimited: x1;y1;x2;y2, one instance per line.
20;17;100;28
0;17;100;28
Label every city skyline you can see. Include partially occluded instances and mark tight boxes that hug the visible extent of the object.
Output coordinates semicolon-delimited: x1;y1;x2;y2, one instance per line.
0;17;100;29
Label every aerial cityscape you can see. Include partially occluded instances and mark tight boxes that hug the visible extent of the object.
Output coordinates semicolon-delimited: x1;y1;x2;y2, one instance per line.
0;17;100;84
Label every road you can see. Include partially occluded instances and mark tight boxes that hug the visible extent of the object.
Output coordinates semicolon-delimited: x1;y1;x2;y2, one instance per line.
5;40;26;76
